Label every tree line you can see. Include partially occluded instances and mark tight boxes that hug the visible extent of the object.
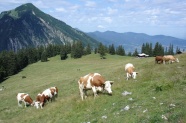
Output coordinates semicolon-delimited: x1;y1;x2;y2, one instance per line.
0;41;178;82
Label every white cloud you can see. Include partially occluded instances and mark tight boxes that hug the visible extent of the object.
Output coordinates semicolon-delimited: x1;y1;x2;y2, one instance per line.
107;7;118;15
108;0;118;2
97;25;105;29
103;17;113;23
55;7;66;12
144;8;160;15
85;1;96;7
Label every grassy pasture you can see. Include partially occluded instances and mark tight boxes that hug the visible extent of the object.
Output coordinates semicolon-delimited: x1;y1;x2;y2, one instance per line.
0;53;186;123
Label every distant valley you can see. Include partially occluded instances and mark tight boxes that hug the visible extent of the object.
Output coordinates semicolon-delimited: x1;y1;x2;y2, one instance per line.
87;31;186;52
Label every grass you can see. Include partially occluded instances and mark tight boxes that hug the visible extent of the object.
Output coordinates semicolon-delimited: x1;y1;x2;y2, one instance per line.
0;53;186;123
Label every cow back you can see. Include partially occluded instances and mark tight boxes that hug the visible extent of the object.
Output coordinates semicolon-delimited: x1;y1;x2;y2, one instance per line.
79;73;94;87
163;55;175;61
125;63;134;71
127;67;134;74
91;73;105;87
24;95;33;104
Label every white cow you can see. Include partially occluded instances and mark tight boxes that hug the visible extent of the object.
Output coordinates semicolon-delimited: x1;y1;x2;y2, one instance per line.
125;63;138;80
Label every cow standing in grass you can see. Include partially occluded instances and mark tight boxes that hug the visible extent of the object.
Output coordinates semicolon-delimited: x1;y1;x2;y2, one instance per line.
125;63;138;80
163;55;179;64
155;56;163;64
36;87;58;109
78;73;114;100
17;93;40;109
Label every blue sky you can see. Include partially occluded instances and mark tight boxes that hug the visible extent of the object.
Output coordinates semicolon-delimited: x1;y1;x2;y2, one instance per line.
0;0;186;39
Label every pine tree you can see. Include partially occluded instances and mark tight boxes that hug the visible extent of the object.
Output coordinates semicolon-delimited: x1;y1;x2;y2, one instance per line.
46;44;54;58
149;43;153;56
141;43;145;53
37;46;45;60
27;48;38;64
41;50;48;62
116;45;125;56
85;43;91;55
168;44;174;55
0;51;8;79
17;49;28;70
60;45;68;60
109;44;115;55
128;52;132;56
132;48;138;56
71;41;84;58
98;43;106;59
94;48;97;54
153;42;164;56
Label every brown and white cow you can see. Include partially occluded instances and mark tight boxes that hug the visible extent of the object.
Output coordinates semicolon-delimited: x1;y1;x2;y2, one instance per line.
17;93;40;109
155;56;163;64
125;63;138;80
50;86;58;98
163;55;179;64
36;93;46;109
36;87;58;109
78;73;114;100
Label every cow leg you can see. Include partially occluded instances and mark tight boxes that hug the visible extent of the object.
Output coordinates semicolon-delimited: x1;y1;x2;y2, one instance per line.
163;60;166;64
23;101;27;107
18;101;22;107
126;73;129;80
83;90;88;99
40;102;43;109
79;86;84;100
92;87;97;99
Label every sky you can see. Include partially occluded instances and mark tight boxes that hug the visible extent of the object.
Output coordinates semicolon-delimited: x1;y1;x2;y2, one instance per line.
0;0;186;39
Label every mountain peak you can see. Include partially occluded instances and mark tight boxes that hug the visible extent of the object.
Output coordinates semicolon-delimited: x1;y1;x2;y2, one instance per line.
15;3;38;11
0;3;99;52
0;3;41;19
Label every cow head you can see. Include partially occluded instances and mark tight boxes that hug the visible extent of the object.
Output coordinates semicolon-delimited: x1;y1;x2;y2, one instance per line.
132;72;138;79
32;101;40;109
104;81;114;95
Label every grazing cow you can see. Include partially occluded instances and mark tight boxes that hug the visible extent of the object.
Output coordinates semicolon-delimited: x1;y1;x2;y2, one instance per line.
17;93;40;109
78;73;114;100
155;56;163;64
163;55;179;64
50;87;58;98
36;93;46;109
125;63;138;80
36;87;58;109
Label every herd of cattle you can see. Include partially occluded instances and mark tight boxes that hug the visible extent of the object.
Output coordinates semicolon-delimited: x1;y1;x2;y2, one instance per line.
17;55;179;109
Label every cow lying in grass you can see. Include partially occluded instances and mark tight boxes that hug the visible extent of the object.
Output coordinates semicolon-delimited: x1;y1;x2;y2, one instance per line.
163;55;179;64
125;63;138;80
17;93;40;109
78;73;114;100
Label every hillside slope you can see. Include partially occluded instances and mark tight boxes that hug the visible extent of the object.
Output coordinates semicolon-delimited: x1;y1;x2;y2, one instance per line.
0;3;99;52
0;53;185;122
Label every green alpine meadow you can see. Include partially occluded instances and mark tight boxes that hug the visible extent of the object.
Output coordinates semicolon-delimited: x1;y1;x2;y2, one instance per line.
0;53;185;123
